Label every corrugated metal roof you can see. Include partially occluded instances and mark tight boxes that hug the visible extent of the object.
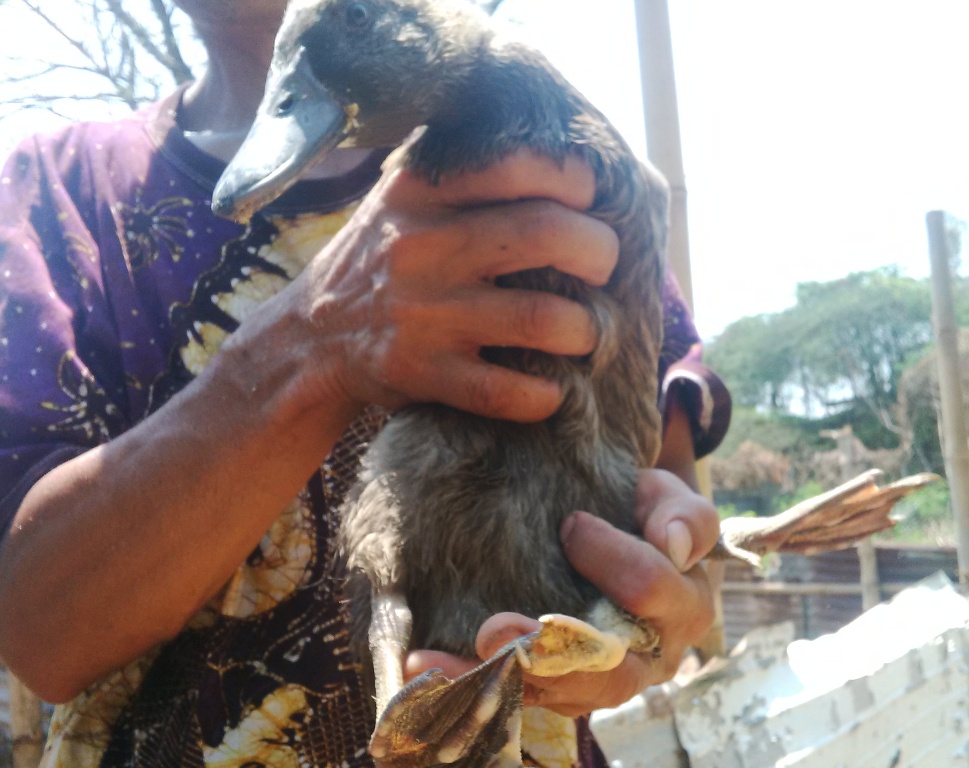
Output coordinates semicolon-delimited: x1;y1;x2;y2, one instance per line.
594;576;969;767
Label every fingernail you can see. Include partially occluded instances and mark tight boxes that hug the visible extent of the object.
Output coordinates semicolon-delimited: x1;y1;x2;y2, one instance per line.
667;520;693;572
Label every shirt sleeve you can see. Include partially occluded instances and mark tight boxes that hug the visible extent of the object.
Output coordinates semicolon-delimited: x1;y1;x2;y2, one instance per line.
658;269;732;459
0;133;129;541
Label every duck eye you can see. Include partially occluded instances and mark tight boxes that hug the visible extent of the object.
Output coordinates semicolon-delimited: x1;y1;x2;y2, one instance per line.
276;94;296;116
345;2;371;28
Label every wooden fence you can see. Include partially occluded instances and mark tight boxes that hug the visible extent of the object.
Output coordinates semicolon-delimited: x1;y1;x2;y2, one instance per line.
720;543;960;648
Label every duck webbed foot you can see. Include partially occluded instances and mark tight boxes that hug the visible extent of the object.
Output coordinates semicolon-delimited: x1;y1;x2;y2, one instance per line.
524;609;657;677
368;607;656;768
714;469;941;563
369;642;526;768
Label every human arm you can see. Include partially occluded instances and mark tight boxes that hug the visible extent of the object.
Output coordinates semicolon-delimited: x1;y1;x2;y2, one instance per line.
0;150;614;702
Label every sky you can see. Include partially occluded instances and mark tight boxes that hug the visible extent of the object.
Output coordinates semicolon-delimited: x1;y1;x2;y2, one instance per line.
2;0;968;340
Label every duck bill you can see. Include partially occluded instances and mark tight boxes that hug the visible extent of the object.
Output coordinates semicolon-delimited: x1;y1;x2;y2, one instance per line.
212;54;355;222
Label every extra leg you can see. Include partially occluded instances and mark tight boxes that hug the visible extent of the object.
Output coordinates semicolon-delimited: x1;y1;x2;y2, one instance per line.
369;589;414;718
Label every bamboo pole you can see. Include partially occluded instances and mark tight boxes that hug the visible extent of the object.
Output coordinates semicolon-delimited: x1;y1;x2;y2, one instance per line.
9;674;44;768
633;0;693;307
633;0;725;659
926;210;969;588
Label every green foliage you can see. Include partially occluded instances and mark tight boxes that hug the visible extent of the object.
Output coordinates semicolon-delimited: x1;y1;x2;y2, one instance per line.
707;267;933;422
794;268;931;413
772;481;825;514
881;481;955;545
708;268;964;543
706;315;795;411
954;276;969;326
715;502;758;521
715;406;833;459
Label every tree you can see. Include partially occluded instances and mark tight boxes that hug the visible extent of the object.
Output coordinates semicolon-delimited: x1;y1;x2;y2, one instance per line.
896;327;969;477
1;1;201;119
708;267;940;484
708;268;933;427
705;314;796;411
1;0;511;123
790;269;932;430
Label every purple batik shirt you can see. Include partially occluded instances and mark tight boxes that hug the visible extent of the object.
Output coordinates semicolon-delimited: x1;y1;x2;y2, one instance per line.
0;87;728;768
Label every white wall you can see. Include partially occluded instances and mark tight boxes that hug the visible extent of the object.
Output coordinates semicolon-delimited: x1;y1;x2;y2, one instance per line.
593;573;969;768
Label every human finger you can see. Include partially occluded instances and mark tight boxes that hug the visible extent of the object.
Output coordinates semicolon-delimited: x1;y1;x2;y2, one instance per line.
389;149;597;212
560;511;714;628
412;353;564;423
378;197;618;289
404;649;479;682
520;653;649;716
474;613;543;660
450;200;619;287
429;287;596;356
634;469;720;573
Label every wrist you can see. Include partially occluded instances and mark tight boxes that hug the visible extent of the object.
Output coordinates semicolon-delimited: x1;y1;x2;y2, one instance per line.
208;292;364;449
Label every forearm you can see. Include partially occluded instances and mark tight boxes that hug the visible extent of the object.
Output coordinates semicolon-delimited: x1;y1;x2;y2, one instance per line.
654;388;698;491
0;151;614;703
0;299;356;702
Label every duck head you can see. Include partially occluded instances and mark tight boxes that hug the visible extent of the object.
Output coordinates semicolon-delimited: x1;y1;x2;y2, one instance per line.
212;0;492;221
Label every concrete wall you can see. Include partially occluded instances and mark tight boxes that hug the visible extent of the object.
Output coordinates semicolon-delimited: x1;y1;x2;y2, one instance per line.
593;573;969;768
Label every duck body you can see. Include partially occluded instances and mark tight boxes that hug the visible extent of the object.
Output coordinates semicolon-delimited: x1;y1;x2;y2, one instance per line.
213;0;669;763
341;33;669;660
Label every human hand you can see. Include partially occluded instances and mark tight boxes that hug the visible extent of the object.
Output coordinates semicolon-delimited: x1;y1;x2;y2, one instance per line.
404;469;719;718
252;148;619;427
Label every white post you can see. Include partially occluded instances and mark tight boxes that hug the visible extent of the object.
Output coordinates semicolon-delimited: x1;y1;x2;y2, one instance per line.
926;210;969;588
633;0;694;310
633;0;726;659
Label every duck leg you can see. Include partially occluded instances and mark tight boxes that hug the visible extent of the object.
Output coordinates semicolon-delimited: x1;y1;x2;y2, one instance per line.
369;590;414;717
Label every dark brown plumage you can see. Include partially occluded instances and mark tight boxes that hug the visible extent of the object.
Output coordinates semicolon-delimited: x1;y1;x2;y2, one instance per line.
213;0;669;764
212;3;944;764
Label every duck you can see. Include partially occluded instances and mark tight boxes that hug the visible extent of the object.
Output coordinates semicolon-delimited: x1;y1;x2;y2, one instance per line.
211;1;925;765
